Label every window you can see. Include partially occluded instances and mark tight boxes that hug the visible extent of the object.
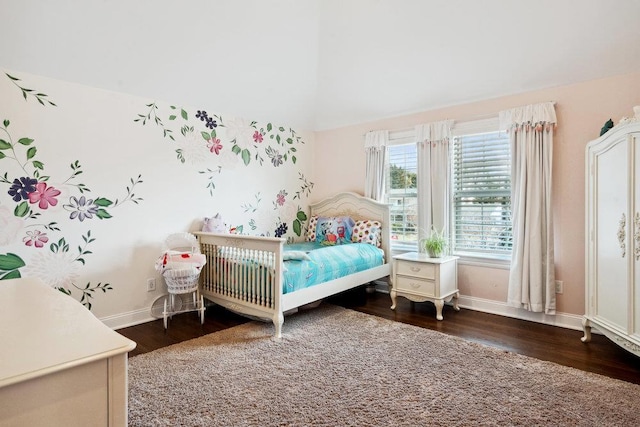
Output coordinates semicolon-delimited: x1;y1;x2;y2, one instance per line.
382;119;512;259
386;142;418;249
452;130;512;258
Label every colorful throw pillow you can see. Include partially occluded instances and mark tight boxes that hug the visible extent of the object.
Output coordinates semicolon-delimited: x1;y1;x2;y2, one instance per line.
305;215;319;242
315;216;355;245
351;219;382;248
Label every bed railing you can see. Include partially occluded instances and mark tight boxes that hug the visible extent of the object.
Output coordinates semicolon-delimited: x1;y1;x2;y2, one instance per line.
194;232;286;320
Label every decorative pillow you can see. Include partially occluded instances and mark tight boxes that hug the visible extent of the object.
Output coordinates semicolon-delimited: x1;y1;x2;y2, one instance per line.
351;219;382;248
315;216;355;245
283;251;312;261
305;215;319;242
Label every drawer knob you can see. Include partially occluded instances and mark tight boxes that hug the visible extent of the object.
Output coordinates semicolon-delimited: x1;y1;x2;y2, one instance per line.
410;266;421;272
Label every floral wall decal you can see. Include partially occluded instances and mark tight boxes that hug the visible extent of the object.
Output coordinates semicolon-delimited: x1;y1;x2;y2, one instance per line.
0;72;145;310
135;102;313;242
1;69;314;326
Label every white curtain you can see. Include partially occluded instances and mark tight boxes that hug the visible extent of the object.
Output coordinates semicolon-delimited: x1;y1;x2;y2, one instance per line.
416;120;454;249
364;130;389;201
500;102;557;314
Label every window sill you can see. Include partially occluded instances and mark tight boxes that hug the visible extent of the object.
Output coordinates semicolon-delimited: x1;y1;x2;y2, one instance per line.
453;252;511;270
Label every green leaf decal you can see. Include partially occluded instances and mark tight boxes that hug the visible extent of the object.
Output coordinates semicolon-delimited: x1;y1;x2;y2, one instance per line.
17;138;34;146
201;131;210;140
0;139;11;149
32;160;44;169
96;208;112;219
232;144;241;155
169;115;177;121
26;146;36;159
241;149;251;165
0;270;21;280
293;219;301;236
181;109;188;120
0;253;26;271
14;201;29;217
296;210;308;221
93;197;113;207
2;119;9;127
0;152;5;159
267;123;273;132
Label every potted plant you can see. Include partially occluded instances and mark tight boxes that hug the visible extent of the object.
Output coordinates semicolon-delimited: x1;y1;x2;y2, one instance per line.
421;227;447;258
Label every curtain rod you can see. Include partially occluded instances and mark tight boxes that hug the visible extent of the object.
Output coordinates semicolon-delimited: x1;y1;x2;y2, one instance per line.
363;101;557;137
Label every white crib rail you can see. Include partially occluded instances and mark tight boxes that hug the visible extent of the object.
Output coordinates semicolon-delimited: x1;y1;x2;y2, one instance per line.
194;232;286;332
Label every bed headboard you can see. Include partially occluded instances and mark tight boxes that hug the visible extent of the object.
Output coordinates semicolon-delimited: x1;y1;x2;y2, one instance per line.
309;192;391;262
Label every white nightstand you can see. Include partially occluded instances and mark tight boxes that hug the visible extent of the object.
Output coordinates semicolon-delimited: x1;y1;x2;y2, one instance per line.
391;252;459;320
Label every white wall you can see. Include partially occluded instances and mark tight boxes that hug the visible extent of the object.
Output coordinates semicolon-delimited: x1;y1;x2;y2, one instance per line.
0;70;314;327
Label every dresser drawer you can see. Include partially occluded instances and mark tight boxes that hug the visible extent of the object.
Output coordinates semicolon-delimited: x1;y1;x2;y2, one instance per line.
395;260;435;280
395;275;435;297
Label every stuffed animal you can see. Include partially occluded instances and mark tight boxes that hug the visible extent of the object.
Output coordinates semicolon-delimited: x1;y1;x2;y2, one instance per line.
202;213;227;233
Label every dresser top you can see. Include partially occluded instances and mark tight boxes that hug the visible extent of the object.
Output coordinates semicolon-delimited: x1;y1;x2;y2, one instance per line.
0;277;136;388
393;252;459;264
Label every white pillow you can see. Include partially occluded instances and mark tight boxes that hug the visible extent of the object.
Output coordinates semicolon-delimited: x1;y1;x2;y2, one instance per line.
283;251;311;261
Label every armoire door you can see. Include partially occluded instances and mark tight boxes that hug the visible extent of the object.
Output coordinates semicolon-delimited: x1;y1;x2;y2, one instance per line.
593;135;630;331
633;132;640;341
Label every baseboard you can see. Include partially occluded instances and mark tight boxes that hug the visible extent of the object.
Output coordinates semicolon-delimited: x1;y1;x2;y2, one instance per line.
102;285;586;333
100;307;154;330
372;282;585;332
457;295;585;331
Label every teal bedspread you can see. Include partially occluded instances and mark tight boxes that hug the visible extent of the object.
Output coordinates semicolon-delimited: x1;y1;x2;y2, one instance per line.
282;242;384;294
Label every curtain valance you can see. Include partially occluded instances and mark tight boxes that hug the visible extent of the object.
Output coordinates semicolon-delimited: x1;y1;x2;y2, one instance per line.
415;120;453;143
499;102;557;132
364;130;389;149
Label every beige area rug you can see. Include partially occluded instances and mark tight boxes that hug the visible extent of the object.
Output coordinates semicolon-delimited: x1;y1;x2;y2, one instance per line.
128;305;640;426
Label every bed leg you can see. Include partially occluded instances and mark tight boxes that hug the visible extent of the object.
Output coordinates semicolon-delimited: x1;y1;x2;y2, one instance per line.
273;312;284;339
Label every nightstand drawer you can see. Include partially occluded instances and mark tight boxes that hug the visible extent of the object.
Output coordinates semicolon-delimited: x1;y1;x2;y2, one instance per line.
396;261;435;280
395;275;435;297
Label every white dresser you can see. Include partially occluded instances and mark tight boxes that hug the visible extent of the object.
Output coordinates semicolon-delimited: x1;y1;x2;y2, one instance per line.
391;252;459;320
0;277;136;426
583;120;640;357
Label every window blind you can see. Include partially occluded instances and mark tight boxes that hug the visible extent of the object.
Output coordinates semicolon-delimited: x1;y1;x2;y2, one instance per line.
452;131;512;255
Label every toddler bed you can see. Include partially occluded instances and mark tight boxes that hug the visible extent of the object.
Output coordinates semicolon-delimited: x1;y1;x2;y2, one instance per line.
194;192;391;338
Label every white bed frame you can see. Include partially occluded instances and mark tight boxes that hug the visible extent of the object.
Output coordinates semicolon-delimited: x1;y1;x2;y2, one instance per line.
194;192;391;338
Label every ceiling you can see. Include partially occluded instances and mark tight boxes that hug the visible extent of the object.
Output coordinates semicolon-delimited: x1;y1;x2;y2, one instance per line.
2;0;640;131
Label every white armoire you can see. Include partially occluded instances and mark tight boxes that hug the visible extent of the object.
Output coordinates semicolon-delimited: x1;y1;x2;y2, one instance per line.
583;119;640;357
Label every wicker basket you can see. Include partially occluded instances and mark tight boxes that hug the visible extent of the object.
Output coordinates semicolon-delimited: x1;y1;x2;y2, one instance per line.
163;266;200;294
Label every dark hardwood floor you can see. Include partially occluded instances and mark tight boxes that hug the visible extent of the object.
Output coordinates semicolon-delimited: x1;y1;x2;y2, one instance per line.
118;287;640;385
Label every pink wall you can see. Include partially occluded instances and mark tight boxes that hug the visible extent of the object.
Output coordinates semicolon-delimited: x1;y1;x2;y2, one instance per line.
313;71;640;315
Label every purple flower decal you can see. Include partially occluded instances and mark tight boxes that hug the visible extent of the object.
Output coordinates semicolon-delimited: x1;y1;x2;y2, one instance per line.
266;146;283;167
205;118;217;129
8;177;37;202
64;196;99;221
274;222;288;238
196;110;217;129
